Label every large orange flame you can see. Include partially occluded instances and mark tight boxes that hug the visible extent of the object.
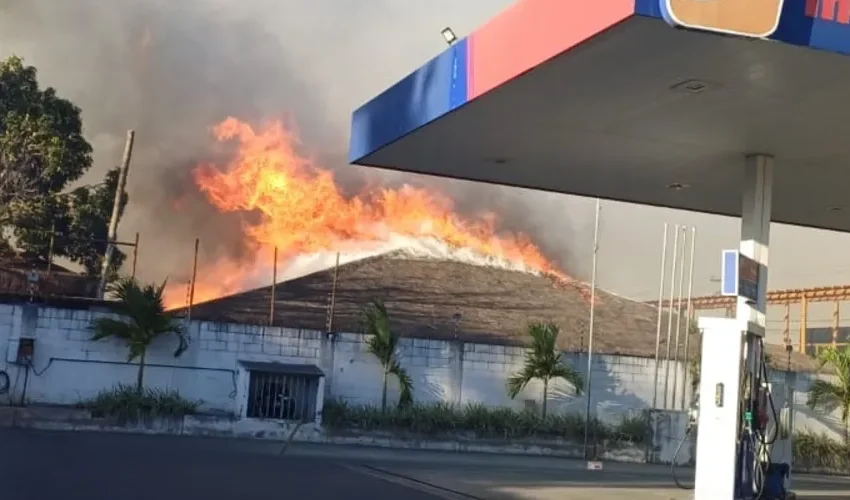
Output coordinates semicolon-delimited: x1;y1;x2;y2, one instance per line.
162;117;575;308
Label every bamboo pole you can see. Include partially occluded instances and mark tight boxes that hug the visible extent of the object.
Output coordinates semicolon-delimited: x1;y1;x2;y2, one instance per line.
799;296;808;353
46;221;55;277
98;130;135;297
326;252;341;332
782;302;790;346
131;232;140;279
832;300;840;346
269;246;278;326
186;238;199;322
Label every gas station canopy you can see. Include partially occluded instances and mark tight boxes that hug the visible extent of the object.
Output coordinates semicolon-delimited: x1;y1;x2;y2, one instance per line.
349;0;850;233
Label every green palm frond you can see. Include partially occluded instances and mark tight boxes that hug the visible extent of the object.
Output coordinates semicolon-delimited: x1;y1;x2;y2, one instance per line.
807;379;844;412
91;277;188;361
550;363;584;395
362;299;396;364
361;299;414;409
507;366;535;399
389;361;413;408
507;322;583;400
90;317;136;342
806;345;850;440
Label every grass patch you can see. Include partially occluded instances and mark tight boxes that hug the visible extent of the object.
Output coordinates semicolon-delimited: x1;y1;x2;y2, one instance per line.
793;429;850;472
321;400;648;444
79;384;200;422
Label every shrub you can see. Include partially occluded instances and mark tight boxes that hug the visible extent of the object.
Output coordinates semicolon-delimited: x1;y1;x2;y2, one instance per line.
79;384;200;422
321;400;649;444
793;429;850;472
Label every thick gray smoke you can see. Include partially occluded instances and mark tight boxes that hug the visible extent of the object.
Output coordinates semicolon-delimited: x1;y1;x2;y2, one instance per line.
0;0;594;284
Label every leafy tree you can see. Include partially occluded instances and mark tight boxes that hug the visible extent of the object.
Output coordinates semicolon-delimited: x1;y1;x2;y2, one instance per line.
507;322;584;418
361;299;413;411
0;55;91;221
806;345;850;444
90;278;188;393
0;55;126;276
13;166;127;275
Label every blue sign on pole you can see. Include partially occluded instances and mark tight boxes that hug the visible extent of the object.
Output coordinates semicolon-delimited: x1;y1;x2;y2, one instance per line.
720;249;760;303
721;250;738;296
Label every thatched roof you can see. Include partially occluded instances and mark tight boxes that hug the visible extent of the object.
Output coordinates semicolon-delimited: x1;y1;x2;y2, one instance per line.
186;251;819;372
0;257;98;298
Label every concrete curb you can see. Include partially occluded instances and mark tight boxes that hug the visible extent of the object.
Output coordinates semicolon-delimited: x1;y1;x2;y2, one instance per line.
0;405;647;462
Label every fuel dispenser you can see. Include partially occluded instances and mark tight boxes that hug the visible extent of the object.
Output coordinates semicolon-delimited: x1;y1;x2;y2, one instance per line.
675;317;792;500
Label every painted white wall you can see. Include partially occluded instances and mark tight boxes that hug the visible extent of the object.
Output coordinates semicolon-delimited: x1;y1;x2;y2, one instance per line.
0;303;843;442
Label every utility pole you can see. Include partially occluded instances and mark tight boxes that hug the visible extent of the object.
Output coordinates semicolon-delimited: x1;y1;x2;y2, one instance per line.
98;130;135;298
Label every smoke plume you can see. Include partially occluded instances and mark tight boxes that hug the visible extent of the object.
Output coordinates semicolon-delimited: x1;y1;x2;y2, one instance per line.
0;0;594;284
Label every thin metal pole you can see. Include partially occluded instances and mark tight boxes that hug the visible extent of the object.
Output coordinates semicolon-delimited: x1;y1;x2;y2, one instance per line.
680;226;697;409
670;226;688;410
269;246;278;326
187;238;199;322
663;225;681;409
131;232;139;280
652;223;669;410
583;198;601;460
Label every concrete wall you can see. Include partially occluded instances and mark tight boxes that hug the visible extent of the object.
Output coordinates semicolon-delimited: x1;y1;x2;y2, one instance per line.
0;303;843;441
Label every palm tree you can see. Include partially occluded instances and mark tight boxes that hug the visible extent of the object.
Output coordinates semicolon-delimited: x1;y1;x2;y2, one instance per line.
806;345;850;444
507;322;584;418
90;277;188;393
361;299;413;411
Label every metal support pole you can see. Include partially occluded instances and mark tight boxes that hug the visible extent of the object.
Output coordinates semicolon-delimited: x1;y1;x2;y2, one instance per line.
652;223;669;410
680;226;697;410
269;246;278;326
663;226;681;409
671;226;688;409
98;130;135;297
582;198;601;460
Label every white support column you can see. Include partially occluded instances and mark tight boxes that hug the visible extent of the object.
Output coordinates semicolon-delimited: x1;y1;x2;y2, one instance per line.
694;155;776;500
737;154;773;329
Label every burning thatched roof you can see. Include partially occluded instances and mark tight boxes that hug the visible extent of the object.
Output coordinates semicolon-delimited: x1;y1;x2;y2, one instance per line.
186;251;818;372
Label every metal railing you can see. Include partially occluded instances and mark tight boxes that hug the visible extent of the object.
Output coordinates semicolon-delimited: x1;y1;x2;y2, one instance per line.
246;371;318;421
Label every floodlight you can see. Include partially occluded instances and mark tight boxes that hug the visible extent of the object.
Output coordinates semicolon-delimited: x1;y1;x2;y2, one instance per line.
441;27;457;45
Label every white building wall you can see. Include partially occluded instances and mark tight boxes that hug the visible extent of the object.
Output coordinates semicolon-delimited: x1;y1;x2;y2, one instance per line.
0;303;843;441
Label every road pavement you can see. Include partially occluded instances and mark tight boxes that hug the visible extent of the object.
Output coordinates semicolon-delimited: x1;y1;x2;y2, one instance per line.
1;428;848;500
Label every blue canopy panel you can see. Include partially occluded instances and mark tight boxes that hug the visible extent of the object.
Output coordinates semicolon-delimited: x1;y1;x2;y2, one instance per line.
350;0;850;165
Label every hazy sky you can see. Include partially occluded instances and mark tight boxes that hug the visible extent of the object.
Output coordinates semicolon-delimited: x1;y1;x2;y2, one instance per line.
2;0;850;337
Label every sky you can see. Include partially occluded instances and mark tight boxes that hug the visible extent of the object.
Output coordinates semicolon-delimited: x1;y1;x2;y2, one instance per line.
2;0;850;338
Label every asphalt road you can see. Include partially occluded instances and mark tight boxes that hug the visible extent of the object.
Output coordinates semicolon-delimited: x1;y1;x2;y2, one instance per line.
0;429;444;500
1;429;848;500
